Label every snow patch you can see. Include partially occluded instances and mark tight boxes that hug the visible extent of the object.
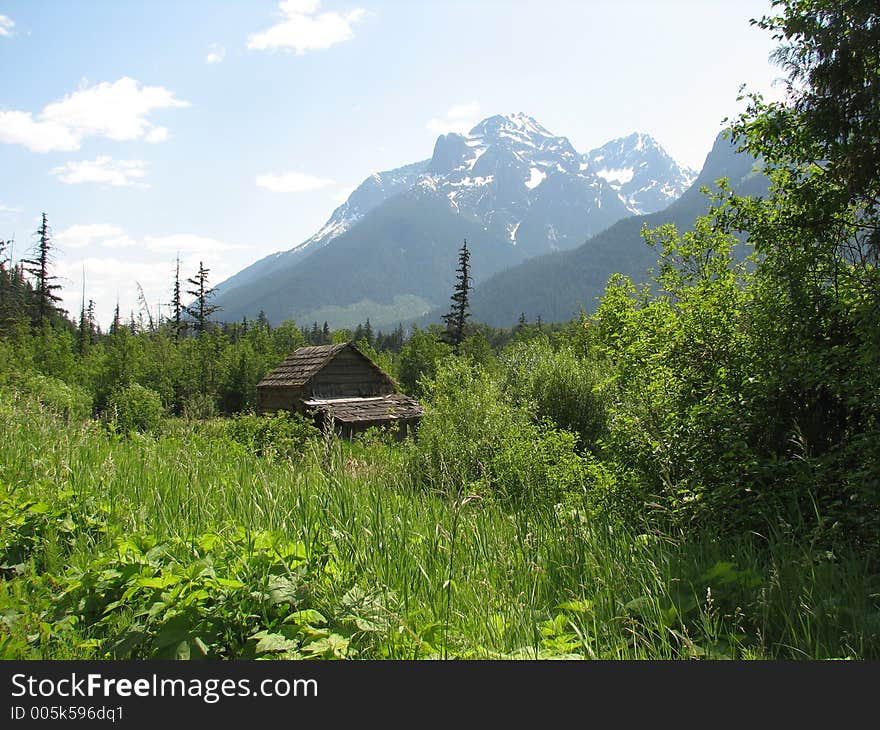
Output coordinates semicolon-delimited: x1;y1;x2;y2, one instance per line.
525;168;545;190
508;221;520;244
313;217;351;242
467;146;487;170
448;175;494;187
595;167;634;186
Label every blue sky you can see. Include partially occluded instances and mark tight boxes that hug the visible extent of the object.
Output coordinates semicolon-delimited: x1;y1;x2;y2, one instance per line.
0;0;783;327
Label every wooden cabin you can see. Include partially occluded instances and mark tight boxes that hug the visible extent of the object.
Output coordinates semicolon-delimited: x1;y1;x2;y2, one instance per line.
257;342;424;437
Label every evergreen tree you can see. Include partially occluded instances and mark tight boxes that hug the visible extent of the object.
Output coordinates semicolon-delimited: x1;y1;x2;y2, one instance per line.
322;321;331;344
86;299;96;345
442;239;472;351
185;261;219;334
0;238;25;334
170;255;184;339
22;213;63;325
110;301;121;335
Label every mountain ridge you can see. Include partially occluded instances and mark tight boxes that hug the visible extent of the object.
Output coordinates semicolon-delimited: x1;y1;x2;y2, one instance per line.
212;113;699;328
449;131;767;327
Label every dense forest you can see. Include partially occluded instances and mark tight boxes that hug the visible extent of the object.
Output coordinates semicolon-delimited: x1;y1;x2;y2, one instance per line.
1;0;878;660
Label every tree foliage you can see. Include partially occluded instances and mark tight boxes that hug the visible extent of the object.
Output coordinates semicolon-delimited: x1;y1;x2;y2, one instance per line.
442;240;472;351
185;261;219;335
21;213;63;326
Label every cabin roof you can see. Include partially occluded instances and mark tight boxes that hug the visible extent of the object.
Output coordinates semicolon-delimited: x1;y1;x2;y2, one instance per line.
256;342;396;389
302;393;424;424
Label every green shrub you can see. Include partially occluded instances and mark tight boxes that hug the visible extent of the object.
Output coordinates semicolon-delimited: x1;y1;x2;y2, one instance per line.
15;371;93;421
104;383;164;434
500;339;608;452
181;393;218;421
227;410;320;459
410;358;585;506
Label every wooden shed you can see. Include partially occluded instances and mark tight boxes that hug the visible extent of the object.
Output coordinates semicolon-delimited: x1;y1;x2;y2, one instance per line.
257;342;424;437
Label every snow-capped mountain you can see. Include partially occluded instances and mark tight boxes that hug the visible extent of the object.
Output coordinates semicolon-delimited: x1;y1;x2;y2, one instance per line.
276;113;694;262
412;113;629;257
585;132;697;214
212;113;697;328
302;159;429;251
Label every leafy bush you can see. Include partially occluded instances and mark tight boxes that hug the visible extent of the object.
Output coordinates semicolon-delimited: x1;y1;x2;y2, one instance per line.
181;392;218;420
227;410;320;459
410;358;585;506
500;338;608;452
0;483;109;575
51;530;347;659
104;383;164;434
14;372;92;421
396;328;452;397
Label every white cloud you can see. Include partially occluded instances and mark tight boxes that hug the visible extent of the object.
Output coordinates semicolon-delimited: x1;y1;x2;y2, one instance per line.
144;233;245;254
248;0;366;54
55;223;136;250
206;44;226;64
56;255;174;327
426;101;481;136
0;111;80;153
0;15;14;37
51;157;148;187
256;171;334;192
54;228;246;327
144;126;169;143
0;77;189;153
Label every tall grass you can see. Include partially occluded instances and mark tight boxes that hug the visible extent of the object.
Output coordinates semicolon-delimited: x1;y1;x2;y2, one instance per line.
1;391;877;659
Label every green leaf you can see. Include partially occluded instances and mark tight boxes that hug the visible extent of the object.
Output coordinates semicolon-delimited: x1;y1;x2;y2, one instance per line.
266;576;300;606
284;609;327;627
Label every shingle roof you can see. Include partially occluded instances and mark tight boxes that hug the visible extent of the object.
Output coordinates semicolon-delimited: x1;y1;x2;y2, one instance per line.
257;343;349;388
302;393;424;424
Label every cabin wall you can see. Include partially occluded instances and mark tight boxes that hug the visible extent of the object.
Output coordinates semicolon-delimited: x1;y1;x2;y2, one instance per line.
306;349;394;399
257;386;304;414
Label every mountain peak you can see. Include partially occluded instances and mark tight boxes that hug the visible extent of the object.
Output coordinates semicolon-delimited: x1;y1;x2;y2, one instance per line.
585;132;696;214
212;114;701;328
468;112;554;140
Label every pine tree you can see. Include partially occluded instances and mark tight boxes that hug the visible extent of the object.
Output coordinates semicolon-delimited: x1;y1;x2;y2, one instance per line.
22;213;63;325
185;261;219;334
110;300;121;335
170;255;184;339
442;239;472;351
78;303;89;353
0;238;23;335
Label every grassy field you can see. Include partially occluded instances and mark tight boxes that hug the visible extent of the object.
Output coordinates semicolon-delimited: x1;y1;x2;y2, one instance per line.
2;390;878;661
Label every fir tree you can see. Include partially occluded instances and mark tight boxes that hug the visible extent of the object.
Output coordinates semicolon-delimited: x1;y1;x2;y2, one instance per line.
170;255;184;339
442;239;472;351
0;238;25;334
185;261;219;334
110;300;121;335
22;213;63;325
